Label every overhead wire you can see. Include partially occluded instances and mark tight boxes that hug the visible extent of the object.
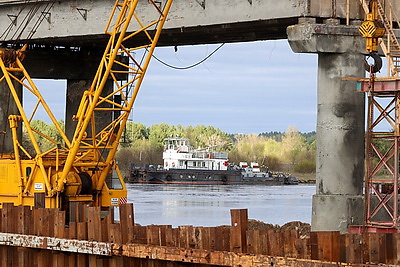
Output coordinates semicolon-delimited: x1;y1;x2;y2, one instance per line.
151;43;225;70
25;1;56;40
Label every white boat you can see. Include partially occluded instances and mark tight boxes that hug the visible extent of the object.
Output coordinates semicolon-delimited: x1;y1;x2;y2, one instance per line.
240;162;273;178
130;137;242;184
128;138;296;185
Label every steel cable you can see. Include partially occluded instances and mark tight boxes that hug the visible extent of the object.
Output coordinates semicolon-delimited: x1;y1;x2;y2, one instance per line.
150;43;225;70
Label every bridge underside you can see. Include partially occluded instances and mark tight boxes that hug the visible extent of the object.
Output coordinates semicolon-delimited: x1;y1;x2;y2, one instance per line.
22;18;299;51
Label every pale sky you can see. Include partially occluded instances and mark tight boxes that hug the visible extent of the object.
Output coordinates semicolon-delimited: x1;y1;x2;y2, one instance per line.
28;40;318;134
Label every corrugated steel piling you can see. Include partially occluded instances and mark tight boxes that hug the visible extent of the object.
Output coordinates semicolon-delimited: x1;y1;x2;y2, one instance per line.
0;203;397;266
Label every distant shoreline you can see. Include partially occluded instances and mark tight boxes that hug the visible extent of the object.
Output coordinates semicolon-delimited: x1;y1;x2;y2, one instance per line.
292;172;316;184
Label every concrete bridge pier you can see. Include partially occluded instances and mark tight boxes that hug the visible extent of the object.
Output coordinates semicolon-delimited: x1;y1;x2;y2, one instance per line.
287;21;365;231
66;79;113;141
22;50;118;143
0;74;22;154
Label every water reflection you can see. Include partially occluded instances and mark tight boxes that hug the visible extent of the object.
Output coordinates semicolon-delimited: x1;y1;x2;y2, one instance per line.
126;184;315;227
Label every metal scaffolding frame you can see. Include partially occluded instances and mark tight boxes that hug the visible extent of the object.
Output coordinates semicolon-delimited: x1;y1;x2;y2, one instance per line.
359;78;400;229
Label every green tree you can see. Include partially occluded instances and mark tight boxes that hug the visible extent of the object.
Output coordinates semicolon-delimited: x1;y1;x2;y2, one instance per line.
121;122;148;147
148;123;175;146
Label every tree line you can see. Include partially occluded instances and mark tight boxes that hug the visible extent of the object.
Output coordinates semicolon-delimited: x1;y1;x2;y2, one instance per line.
25;120;317;177
117;123;316;177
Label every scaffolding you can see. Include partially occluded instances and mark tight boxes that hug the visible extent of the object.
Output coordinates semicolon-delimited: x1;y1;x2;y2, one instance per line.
357;0;400;230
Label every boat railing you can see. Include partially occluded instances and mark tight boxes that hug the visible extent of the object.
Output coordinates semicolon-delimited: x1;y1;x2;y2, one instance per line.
192;151;228;159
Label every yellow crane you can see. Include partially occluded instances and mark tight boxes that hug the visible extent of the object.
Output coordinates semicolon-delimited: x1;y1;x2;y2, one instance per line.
0;0;173;209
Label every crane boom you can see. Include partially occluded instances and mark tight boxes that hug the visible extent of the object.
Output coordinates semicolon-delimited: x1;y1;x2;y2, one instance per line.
58;0;173;206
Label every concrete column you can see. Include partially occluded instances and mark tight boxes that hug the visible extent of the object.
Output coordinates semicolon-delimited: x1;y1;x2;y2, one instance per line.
65;80;91;141
313;52;365;231
66;80;113;141
0;74;22;155
287;22;365;231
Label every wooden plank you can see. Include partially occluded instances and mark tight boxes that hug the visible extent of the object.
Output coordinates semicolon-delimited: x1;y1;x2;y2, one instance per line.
165;225;174;247
259;230;269;255
230;209;248;253
108;222;123;267
87;207;101;241
16;205;30;234
345;233;362;264
147;225;161;246
362;232;370;264
310;231;318;260
77;222;88;267
103;207;116;267
63;227;70;266
222;227;230;252
386;233;395;265
214;227;223;251
133;225;147;244
178;226;189;248
330;231;340;262
103;207;114;242
2;204;14;267
54;210;66;238
34;193;46;209
294;232;310;259
87;207;101;267
34;209;48;267
54;210;66;267
172;228;179;248
119;204;134;244
16;206;31;267
267;230;282;256
339;233;347;263
38;208;52;267
246;230;259;254
378;233;387;264
68;222;77;267
159;225;170;246
200;227;210;250
191;227;201;249
283;230;298;258
394;233;400;265
187;226;195;248
311;231;340;262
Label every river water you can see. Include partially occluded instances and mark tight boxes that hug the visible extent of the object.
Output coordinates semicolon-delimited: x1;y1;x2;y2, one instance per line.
126;184;316;227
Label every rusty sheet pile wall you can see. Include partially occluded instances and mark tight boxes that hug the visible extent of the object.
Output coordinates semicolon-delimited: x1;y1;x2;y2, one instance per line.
0;203;398;266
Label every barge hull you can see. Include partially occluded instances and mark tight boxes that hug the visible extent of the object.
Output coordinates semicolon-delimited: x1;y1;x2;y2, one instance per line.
130;168;284;185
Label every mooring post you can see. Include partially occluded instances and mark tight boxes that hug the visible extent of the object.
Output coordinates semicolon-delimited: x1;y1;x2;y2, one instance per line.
230;209;248;253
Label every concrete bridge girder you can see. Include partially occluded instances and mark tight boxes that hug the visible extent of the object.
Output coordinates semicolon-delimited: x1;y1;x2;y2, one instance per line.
0;0;366;47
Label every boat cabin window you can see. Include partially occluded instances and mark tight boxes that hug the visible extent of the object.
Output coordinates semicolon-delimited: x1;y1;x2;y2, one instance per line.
193;162;197;167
